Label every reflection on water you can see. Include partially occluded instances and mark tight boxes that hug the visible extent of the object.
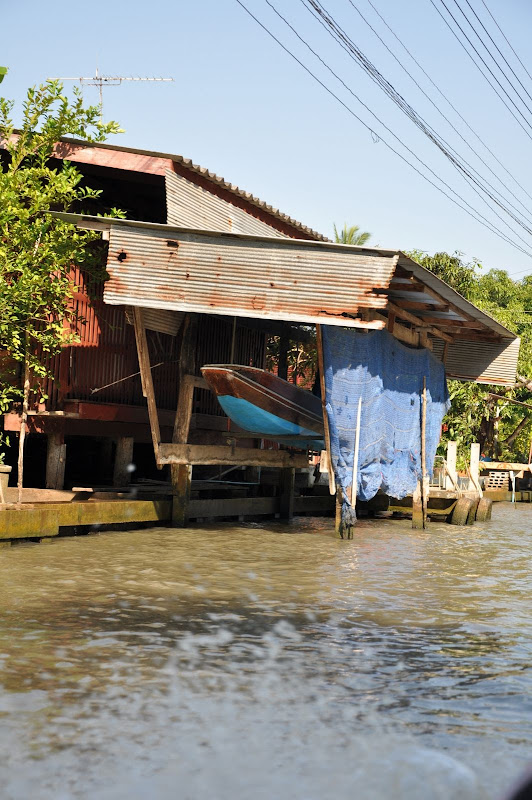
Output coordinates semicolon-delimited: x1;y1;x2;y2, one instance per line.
0;505;531;799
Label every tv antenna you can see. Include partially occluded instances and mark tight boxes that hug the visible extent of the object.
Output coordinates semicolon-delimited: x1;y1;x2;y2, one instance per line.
53;67;174;119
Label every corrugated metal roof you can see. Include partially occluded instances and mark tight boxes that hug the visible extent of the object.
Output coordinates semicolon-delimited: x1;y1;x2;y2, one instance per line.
51;213;517;341
52;136;329;242
165;170;290;238
102;224;397;328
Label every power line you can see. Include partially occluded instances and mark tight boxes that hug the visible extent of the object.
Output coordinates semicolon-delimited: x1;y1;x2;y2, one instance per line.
362;0;532;207
270;0;531;251
340;0;532;227
301;0;532;246
233;0;532;258
460;0;532;108
479;0;532;85
429;0;532;140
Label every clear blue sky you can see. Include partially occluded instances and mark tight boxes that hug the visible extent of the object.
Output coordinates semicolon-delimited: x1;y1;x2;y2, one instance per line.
3;0;532;278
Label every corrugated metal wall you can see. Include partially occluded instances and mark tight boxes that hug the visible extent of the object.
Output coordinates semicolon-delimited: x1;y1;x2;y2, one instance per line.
166;170;289;238
432;337;520;386
37;268;265;414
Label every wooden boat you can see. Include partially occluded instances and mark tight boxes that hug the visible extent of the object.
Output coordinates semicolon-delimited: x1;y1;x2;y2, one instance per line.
201;365;325;450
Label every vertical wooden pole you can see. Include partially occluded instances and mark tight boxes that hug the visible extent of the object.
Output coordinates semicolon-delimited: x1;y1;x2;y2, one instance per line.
279;467;295;521
171;315;198;527
132;307;161;466
172;464;192;527
278;323;290;381
445;441;458;490
46;432;66;490
469;442;483;498
113;436;134;488
412;482;423;529
335;486;343;538
421;376;429;528
316;324;336;496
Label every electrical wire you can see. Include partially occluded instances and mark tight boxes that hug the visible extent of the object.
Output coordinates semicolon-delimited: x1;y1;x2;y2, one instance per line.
301;0;532;246
479;0;532;85
232;0;532;258
429;0;532;139
461;0;532;107
270;0;532;252
364;0;532;206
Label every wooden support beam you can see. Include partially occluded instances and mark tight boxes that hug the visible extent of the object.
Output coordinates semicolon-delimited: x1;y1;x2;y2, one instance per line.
369;310;419;347
159;444;308;468
171;314;199;526
46;432;66;490
132;307;161;464
278;323;290;381
316;324;336;495
113;436;134;487
392;300;450;313
386;301;452;342
279;467;295;521
172;464;192;526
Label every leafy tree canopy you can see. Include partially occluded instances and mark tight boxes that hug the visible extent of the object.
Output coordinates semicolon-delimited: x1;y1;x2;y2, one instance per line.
333;223;371;246
0;79;122;495
409;250;532;466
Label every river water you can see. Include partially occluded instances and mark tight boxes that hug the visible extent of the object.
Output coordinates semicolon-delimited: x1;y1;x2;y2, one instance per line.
0;503;531;799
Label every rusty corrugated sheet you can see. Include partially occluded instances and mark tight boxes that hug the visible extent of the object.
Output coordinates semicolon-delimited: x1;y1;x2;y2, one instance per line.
432;337;520;386
104;226;395;326
166;170;290;238
124;307;184;336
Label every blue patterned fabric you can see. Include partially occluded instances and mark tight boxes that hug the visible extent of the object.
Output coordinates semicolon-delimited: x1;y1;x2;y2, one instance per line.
322;327;449;525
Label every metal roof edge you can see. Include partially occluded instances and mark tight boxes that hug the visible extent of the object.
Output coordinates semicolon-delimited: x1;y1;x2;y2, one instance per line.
50;212;516;340
52;135;330;242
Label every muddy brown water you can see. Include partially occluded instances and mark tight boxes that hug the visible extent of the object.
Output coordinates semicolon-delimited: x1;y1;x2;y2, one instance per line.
0;504;531;799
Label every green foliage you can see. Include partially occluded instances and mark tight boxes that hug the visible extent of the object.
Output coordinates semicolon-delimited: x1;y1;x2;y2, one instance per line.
0;80;122;417
333;223;371;246
409;250;532;466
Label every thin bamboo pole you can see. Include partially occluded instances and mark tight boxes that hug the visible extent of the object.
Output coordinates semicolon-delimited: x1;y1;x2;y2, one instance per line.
421;376;428;528
350;396;362;504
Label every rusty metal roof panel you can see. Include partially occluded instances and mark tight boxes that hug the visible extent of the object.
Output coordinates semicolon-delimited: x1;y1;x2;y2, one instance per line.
49;136;329;241
165;170;289;238
103;225;396;327
432;337;520;386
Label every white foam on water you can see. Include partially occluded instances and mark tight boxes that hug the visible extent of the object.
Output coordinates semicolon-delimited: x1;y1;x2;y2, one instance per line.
0;622;483;800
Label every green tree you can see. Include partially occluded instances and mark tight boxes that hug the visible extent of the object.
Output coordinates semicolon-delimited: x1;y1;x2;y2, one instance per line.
409;250;532;466
333;223;371;246
0;80;122;501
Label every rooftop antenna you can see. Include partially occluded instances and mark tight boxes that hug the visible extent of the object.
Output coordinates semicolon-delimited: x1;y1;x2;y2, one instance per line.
52;67;174;120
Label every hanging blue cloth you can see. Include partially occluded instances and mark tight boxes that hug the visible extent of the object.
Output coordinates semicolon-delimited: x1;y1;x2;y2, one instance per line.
321;326;450;529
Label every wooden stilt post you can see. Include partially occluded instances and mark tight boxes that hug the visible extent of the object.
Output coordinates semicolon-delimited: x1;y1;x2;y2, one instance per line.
469;442;483;498
278;323;290;381
171;315;198;527
412;482;423;529
335;486;343;537
46;432;66;490
316;324;336;497
132;307;161;466
113;437;134;487
279;467;295;521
